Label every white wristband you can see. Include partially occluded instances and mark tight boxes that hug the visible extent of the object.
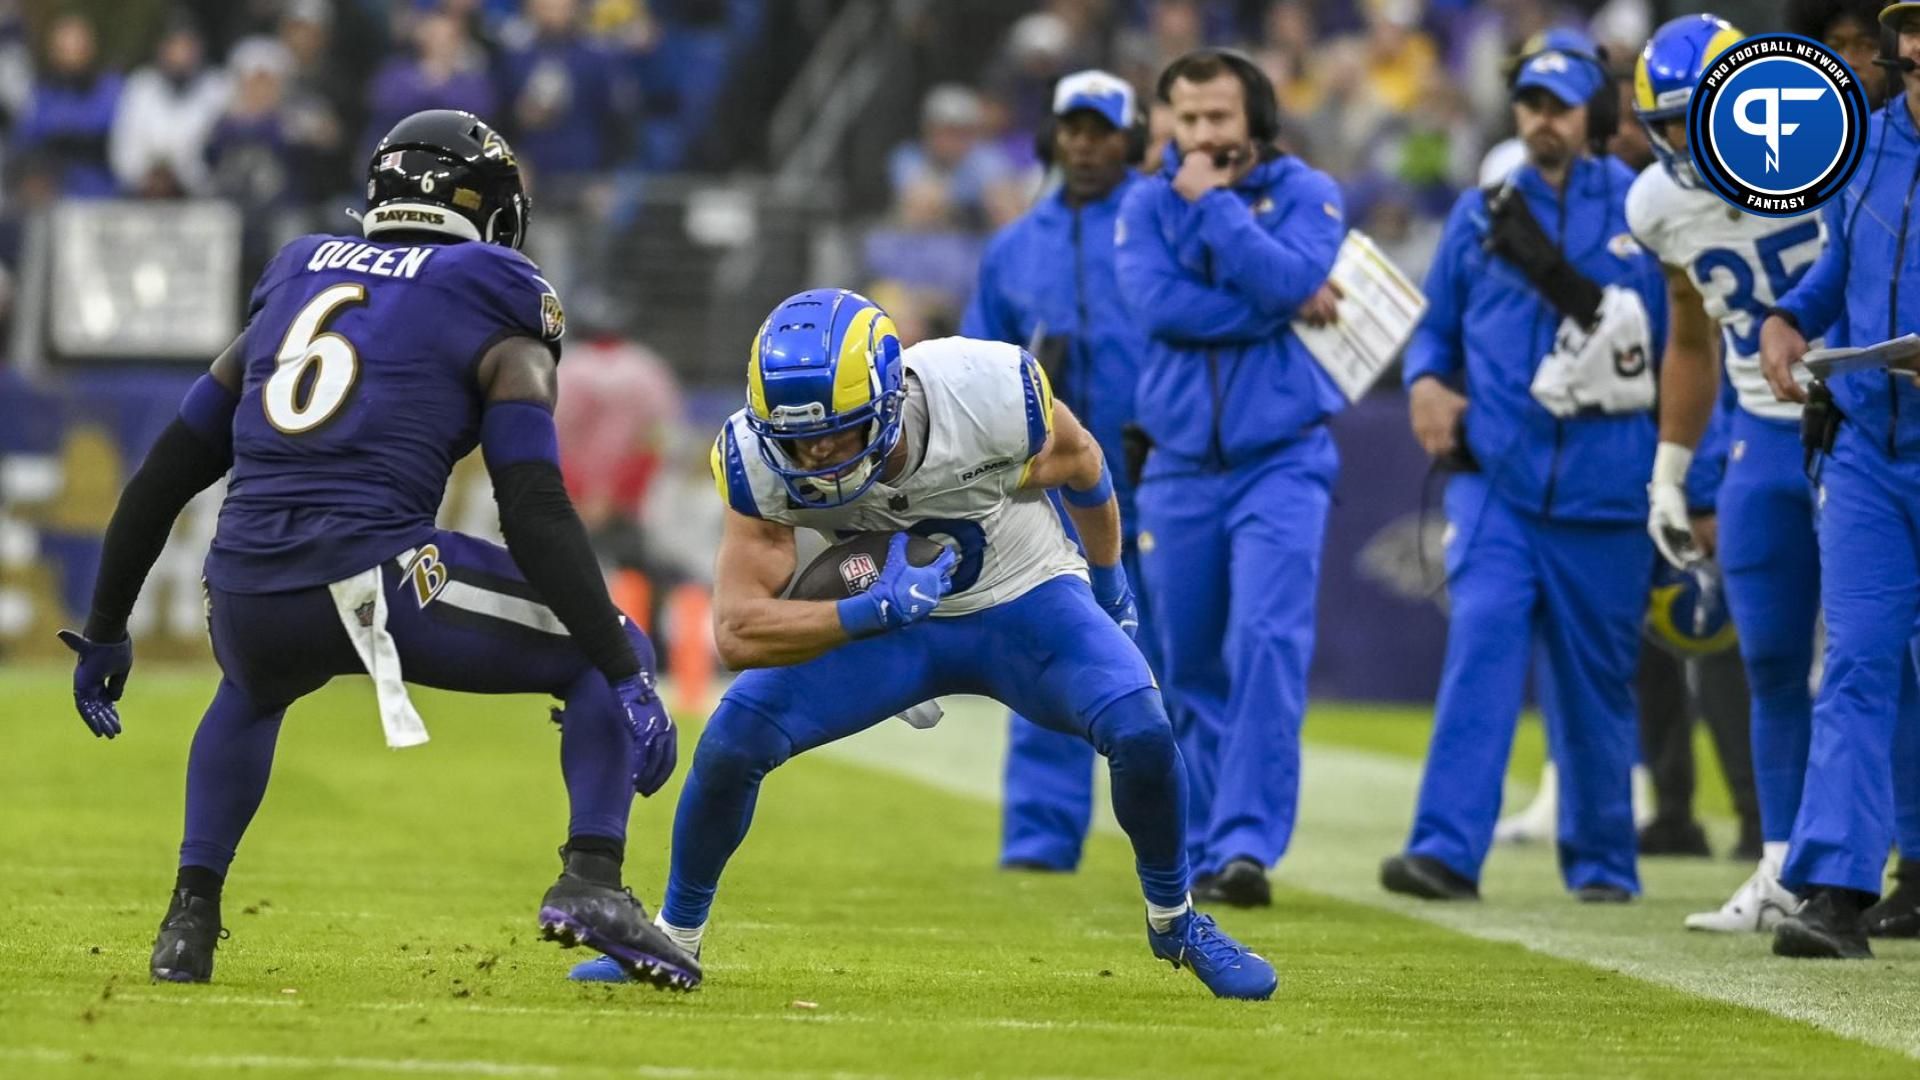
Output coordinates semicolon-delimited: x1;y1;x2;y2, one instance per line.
1651;441;1694;488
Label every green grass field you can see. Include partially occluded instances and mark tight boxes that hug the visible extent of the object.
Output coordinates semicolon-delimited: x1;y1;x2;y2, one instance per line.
4;666;1918;1078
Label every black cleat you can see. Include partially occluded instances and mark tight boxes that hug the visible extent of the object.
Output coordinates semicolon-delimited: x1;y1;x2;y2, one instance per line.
1637;816;1712;858
1865;863;1920;938
150;888;225;983
1192;858;1271;908
1380;854;1479;901
1773;888;1873;959
538;852;701;991
1573;885;1634;904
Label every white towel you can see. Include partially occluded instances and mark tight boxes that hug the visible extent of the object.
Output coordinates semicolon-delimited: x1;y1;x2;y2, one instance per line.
327;567;429;749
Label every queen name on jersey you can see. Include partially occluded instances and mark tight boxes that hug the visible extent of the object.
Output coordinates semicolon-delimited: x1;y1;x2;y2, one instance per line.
712;335;1085;615
1625;161;1823;417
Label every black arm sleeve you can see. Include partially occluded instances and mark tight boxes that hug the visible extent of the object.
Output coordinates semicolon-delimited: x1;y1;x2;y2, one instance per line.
84;419;231;641
490;460;640;683
1483;183;1605;326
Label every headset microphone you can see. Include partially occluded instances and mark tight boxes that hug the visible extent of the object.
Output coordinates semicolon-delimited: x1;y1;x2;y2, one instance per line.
1875;55;1918;72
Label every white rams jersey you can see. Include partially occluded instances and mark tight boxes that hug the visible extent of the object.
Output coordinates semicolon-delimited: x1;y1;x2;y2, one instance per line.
1625;164;1823;420
714;336;1085;617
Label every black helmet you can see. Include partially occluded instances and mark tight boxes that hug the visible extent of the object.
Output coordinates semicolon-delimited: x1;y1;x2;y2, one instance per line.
364;109;528;249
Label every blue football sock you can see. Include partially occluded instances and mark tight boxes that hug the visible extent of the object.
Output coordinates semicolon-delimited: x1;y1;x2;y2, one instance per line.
662;700;792;929
1090;689;1191;910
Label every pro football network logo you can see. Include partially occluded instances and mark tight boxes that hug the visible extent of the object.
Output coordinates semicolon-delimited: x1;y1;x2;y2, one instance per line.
1687;34;1866;217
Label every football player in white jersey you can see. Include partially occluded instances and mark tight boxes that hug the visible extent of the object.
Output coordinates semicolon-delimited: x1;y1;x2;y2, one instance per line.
1630;14;1827;932
575;288;1276;999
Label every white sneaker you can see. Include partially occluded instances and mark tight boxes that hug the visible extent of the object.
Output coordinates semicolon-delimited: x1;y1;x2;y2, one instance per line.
1683;863;1802;932
1494;764;1558;845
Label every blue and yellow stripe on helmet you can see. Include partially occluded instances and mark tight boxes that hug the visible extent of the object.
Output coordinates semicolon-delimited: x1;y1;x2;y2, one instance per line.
1634;14;1743;187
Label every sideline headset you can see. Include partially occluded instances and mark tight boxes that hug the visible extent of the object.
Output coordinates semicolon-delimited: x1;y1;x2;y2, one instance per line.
1505;29;1620;153
1037;71;1149;166
1154;47;1281;147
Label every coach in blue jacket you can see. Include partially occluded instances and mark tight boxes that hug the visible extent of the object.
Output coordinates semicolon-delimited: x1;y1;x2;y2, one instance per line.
1114;49;1346;906
963;69;1157;871
1380;46;1667;903
1755;2;1920;959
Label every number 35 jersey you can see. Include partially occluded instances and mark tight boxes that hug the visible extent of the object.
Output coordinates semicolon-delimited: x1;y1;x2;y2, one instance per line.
207;233;564;594
1625;164;1824;420
713;336;1086;617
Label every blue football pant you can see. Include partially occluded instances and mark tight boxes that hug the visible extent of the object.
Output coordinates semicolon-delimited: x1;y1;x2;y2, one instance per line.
1406;474;1649;893
182;530;648;876
999;540;1160;869
662;575;1187;929
1135;429;1337;876
1783;426;1920;896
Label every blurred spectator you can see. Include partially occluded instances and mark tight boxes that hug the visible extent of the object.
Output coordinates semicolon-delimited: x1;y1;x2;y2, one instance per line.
556;330;683;541
1115;0;1205;91
111;15;229;198
1360;0;1438;114
887;84;1023;232
496;0;626;186
363;11;496;156
15;14;123;199
982;12;1089;151
278;0;356;197
206;39;297;215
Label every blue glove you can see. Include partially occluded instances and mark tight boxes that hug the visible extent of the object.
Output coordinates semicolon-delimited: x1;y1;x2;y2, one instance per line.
837;533;958;639
1089;563;1138;640
611;673;677;797
57;629;133;738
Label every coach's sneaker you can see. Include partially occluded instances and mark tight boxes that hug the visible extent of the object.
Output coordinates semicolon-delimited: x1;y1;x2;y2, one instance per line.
1148;911;1277;1001
150;888;226;983
1685;862;1799;932
1864;861;1920;938
538;849;701;991
1493;764;1558;845
1772;887;1873;959
1379;853;1479;901
1192;858;1272;908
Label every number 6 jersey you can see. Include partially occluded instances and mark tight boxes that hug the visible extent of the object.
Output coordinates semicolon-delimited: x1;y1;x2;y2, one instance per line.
1624;163;1824;419
712;336;1086;617
207;233;564;593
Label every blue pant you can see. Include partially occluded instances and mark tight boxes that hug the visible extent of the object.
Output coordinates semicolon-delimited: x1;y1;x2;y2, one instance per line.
1783;425;1920;895
1406;475;1649;893
999;540;1161;869
662;575;1186;928
1718;410;1820;844
1135;429;1337;875
184;530;648;875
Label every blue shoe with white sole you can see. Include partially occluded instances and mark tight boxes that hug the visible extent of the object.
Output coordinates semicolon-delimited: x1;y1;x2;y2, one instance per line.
1147;911;1277;1000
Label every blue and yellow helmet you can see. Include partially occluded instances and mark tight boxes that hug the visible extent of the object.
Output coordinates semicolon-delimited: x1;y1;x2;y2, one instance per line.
1634;14;1744;188
1645;560;1739;657
743;288;905;508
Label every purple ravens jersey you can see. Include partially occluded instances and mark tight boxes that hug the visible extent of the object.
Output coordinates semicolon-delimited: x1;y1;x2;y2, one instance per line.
205;233;564;593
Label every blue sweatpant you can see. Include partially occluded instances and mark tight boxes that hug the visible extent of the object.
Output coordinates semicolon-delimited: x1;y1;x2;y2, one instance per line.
1783;426;1920;896
183;530;650;876
999;539;1160;869
1405;474;1650;893
662;575;1187;929
1134;429;1337;876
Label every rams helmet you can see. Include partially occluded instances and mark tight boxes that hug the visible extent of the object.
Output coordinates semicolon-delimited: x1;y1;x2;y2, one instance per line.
743;288;905;508
1645;560;1739;657
1634;15;1744;189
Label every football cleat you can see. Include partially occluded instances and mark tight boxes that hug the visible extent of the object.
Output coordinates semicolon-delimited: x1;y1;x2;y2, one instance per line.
1864;867;1920;938
538;867;701;991
569;955;632;982
1684;862;1799;932
150;888;226;983
1379;853;1480;901
1147;911;1277;1001
1772;888;1872;959
1192;858;1272;908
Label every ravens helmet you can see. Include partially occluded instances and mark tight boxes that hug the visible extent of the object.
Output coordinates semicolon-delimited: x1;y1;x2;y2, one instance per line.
1645;560;1739;657
363;109;528;249
743;288;905;508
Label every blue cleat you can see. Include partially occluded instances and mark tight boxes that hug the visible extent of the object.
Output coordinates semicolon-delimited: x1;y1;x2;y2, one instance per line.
1147;911;1277;1000
569;955;631;982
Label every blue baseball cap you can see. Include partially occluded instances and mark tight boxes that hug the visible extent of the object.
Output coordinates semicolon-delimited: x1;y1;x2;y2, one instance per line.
1053;69;1135;130
1513;49;1606;108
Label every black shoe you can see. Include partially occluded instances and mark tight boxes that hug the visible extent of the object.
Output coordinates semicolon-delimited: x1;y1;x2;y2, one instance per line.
1192;858;1272;908
1573;885;1634;904
1000;858;1074;874
1637;817;1712;857
1379;854;1479;901
538;848;702;991
1865;863;1920;938
1773;887;1873;959
151;888;225;983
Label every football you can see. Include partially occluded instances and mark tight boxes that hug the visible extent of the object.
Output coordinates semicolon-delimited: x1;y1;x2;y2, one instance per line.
788;532;948;600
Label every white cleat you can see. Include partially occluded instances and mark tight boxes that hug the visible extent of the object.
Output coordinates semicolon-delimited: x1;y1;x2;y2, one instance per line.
1684;863;1802;932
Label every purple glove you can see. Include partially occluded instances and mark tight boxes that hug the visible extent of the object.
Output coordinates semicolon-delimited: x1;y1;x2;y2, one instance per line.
612;674;677;796
57;629;132;738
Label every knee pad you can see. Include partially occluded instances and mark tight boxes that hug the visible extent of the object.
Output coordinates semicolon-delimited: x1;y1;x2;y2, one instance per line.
1090;689;1178;772
690;701;794;788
